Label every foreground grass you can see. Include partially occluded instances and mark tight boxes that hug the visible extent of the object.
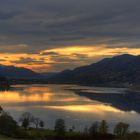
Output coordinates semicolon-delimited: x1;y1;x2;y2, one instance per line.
1;129;140;140
0;135;27;140
0;135;17;140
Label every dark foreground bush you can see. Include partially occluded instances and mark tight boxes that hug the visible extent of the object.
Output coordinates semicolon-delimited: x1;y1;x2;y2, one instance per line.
0;112;17;136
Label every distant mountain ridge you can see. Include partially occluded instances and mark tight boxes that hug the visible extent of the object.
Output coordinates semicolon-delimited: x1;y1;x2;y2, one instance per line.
48;54;140;87
0;65;41;79
0;54;140;87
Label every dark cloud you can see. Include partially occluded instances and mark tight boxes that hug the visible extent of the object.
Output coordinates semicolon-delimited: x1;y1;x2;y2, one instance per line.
41;52;59;56
0;0;139;53
0;0;140;71
0;10;19;20
11;57;46;65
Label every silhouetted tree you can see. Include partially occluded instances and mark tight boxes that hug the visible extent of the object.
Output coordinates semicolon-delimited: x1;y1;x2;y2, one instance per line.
84;126;88;134
39;120;44;128
19;112;33;130
0;106;3;114
54;119;66;136
0;112;17;136
69;125;75;132
32;117;40;128
114;122;129;137
89;122;99;135
99;120;108;134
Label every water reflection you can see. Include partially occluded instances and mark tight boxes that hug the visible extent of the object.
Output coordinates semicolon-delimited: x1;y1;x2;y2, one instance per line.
73;89;140;113
0;84;140;130
47;104;123;113
0;91;52;103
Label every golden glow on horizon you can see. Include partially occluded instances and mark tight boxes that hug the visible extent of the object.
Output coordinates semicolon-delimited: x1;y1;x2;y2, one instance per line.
42;45;140;57
0;44;140;72
0;53;53;71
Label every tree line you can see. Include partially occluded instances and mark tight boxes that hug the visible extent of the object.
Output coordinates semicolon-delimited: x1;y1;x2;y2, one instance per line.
0;106;138;140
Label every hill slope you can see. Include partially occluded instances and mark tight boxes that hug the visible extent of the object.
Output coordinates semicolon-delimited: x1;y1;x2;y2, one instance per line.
0;65;41;80
48;54;140;87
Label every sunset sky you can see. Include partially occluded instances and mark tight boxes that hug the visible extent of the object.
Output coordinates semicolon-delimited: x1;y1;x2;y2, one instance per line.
0;0;140;72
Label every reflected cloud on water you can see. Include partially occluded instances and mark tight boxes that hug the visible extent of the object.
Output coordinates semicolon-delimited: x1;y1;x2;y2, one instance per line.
0;84;140;130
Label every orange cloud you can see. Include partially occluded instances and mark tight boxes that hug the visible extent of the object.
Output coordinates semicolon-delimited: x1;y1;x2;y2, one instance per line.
0;53;53;72
41;45;140;57
0;45;140;72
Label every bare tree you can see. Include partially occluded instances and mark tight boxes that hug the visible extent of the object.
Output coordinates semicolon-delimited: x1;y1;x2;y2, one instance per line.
114;122;129;137
39;120;45;128
32;117;40;128
19;112;33;130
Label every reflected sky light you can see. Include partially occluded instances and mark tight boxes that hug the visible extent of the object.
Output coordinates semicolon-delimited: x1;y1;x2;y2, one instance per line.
46;104;124;114
0;91;52;103
1;84;140;131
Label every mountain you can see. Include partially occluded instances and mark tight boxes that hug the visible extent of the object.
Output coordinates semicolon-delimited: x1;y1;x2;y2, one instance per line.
0;65;41;80
48;54;140;87
40;72;57;78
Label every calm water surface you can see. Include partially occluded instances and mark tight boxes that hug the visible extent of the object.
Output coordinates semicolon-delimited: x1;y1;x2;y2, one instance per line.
0;84;140;131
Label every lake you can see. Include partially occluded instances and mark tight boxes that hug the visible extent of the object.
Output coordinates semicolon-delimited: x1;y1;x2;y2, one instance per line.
0;84;140;131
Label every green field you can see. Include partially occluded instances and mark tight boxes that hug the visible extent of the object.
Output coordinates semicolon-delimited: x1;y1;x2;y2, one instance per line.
0;135;17;140
0;135;26;140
